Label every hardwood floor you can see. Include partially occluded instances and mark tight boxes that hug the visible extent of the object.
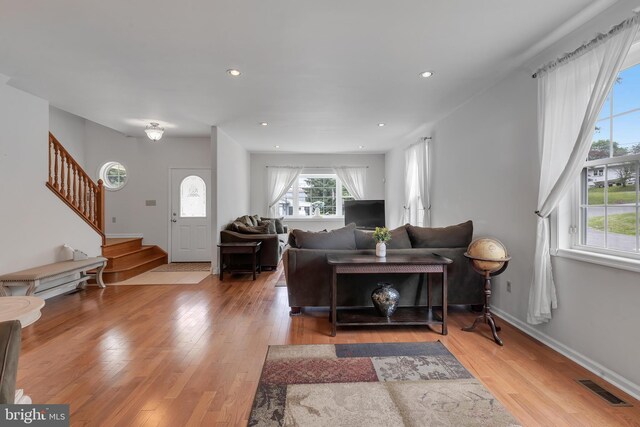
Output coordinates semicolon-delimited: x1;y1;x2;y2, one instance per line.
17;265;640;426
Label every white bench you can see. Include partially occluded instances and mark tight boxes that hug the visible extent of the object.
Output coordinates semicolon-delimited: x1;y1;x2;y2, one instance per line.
0;257;107;300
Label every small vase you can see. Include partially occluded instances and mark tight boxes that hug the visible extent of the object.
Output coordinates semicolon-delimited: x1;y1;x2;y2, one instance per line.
371;282;400;317
375;242;386;257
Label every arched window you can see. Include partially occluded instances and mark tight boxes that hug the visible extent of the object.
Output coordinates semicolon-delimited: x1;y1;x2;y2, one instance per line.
180;175;206;217
98;161;127;190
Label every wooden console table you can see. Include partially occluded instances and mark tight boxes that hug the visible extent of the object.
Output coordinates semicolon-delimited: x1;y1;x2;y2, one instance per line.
326;254;452;337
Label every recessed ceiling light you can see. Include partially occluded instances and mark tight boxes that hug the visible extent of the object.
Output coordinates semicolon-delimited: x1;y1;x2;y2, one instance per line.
358;145;364;149
274;145;280;148
420;71;434;78
378;123;385;127
260;122;268;126
227;69;241;76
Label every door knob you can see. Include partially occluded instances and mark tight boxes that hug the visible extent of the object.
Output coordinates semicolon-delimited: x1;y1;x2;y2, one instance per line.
171;219;177;223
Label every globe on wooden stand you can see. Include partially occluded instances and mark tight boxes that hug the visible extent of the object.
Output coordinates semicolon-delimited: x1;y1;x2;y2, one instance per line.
463;238;511;346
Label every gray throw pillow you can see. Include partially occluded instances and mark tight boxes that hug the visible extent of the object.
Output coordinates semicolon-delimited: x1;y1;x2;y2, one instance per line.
260;216;286;234
237;224;270;234
354;226;412;249
406;220;473;248
259;220;277;235
291;223;357;249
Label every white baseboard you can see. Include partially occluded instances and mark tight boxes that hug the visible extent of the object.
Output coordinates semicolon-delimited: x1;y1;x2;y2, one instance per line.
492;307;640;400
105;233;144;239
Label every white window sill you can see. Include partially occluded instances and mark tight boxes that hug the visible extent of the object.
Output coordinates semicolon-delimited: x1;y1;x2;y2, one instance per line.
553;248;640;273
283;217;345;222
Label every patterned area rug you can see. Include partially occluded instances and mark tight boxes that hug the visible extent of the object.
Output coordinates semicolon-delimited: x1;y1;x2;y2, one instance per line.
249;342;520;426
151;263;211;272
275;271;287;287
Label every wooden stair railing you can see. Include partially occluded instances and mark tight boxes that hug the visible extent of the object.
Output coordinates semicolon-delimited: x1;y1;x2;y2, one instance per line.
46;132;105;243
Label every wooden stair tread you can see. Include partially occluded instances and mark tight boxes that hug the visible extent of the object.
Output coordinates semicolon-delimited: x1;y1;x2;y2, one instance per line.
108;245;156;260
104;253;167;273
103;237;143;247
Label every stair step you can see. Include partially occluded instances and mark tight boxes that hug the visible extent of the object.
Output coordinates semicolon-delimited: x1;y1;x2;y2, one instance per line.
102;253;168;284
107;246;157;269
102;238;143;257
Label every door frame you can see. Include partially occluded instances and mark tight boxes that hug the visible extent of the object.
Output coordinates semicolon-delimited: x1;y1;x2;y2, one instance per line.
167;167;212;263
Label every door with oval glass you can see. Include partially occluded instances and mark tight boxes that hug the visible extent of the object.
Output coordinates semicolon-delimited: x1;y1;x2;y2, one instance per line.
170;168;211;262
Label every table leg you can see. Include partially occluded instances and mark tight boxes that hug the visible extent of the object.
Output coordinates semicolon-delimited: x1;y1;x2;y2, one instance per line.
442;267;448;335
427;272;432;317
331;266;337;337
219;250;224;281
252;248;257;280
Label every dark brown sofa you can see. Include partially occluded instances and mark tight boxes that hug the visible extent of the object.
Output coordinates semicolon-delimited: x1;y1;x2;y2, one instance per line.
282;221;483;314
220;215;288;270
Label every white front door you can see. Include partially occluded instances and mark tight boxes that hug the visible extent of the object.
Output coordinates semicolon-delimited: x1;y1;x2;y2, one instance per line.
170;168;211;262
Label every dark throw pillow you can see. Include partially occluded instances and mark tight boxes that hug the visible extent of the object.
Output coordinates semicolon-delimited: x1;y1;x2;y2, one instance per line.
259;220;277;235
406;220;473;248
236;224;270;234
259;216;286;234
354;226;412;249
291;223;357;249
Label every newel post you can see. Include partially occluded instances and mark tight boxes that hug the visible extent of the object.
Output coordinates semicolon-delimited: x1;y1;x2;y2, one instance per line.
97;179;105;234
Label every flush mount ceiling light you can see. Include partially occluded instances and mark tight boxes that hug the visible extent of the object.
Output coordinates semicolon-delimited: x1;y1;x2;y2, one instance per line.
144;122;164;141
378;123;385;127
358;145;364;149
420;71;434;78
227;69;241;76
260;122;268;126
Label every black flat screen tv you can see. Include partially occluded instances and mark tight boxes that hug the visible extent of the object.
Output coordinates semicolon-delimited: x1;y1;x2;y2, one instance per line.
344;200;385;230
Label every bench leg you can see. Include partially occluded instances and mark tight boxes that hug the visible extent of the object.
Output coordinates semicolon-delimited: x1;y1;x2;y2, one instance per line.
96;263;106;288
0;285;7;297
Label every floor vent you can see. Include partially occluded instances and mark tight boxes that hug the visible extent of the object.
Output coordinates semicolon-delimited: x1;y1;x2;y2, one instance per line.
577;379;631;407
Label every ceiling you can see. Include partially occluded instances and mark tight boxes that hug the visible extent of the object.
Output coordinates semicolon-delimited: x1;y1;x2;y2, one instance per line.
0;0;602;152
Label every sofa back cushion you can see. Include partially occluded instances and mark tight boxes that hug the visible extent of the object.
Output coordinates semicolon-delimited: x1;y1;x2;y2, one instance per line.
354;227;412;249
291;223;357;249
406;221;473;248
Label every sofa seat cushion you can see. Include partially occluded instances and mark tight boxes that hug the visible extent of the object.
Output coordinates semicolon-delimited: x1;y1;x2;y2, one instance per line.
406;220;473;248
354;226;412;249
291;223;357;249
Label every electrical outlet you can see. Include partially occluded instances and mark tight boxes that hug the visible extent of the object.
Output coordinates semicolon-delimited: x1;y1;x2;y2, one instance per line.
506;281;512;293
112;216;116;223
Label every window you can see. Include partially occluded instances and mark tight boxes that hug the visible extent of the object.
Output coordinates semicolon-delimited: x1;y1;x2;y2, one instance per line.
276;174;352;217
180;175;206;217
576;61;640;256
98;161;127;190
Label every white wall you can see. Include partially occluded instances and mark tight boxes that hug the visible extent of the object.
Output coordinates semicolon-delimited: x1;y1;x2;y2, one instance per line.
83;121;211;251
385;145;407;229
250;153;385;231
0;83;102;274
48;106;87;167
429;0;640;397
213;127;250;270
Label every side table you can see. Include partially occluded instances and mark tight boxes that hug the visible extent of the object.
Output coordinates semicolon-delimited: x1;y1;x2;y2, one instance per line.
217;242;262;281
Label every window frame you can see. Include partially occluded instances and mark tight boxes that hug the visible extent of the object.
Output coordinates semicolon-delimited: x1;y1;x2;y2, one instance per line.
563;45;640;263
278;173;352;218
98;161;128;191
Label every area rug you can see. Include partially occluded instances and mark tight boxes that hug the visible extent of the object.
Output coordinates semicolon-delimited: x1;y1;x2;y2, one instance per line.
275;270;287;287
151;262;211;272
248;342;520;426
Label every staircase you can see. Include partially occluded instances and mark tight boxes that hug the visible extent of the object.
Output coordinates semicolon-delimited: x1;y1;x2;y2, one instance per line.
101;238;168;283
47;132;168;284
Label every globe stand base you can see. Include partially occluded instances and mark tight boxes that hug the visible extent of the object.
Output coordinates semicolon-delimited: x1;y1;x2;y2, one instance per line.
462;269;504;346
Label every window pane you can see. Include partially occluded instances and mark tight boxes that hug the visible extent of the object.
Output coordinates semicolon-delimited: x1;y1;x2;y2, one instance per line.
598;94;611;120
612;110;640;157
278;188;294;216
612;66;640;115
100;161;127;190
301;176;337;215
180;175;206;217
586;166;606;205
589;120;611;160
606;164;636;204
584;207;605;247
606;206;637;251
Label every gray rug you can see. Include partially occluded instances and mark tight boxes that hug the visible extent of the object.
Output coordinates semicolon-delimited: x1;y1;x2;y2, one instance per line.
151;263;211;272
249;341;520;426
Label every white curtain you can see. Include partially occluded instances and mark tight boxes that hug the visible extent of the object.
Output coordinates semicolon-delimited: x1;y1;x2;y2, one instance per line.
404;139;430;226
334;166;366;200
266;166;303;217
528;15;640;325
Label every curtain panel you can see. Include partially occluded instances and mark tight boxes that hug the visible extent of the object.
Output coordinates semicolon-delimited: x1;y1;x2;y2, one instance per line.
334;166;366;200
404;139;431;226
528;15;640;325
266;167;303;217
